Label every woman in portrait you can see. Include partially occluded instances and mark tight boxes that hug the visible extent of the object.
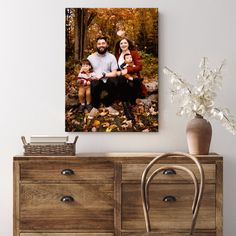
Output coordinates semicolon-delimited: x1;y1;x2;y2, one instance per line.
115;38;146;121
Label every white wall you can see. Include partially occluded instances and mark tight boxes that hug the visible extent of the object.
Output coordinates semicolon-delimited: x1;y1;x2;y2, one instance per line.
0;0;235;235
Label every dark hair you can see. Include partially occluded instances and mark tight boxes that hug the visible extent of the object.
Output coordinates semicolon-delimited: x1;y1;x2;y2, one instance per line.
96;36;108;43
80;59;93;72
124;53;132;60
115;38;135;56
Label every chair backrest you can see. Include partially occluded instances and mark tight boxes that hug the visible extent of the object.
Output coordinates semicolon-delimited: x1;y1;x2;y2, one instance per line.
141;152;205;235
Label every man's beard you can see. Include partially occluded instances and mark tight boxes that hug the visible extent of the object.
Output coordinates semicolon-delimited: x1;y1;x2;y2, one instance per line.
97;47;108;54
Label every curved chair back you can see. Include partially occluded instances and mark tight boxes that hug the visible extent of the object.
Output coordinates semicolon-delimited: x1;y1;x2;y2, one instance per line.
141;152;205;235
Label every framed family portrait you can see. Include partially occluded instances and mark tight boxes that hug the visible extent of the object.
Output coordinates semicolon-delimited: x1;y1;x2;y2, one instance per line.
65;8;158;132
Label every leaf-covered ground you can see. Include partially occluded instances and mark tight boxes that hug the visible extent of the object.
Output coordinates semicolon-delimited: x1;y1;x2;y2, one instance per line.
66;99;158;132
65;62;158;132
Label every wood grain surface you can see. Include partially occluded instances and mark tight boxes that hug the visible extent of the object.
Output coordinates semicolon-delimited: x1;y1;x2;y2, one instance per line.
14;154;223;236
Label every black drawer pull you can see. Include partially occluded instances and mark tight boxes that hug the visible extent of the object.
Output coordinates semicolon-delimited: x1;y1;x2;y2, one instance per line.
61;169;75;175
61;196;74;202
163;195;176;202
163;169;176;175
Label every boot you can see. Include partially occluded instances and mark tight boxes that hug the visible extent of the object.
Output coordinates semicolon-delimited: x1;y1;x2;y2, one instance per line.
123;102;135;122
78;104;85;113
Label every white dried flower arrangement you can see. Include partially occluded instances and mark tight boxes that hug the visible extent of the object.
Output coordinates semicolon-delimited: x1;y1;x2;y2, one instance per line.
163;57;236;135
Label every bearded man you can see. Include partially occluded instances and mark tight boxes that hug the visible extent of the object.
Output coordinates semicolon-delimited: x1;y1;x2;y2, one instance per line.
87;36;119;119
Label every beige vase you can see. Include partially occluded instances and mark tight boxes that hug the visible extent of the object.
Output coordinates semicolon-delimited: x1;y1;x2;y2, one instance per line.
186;114;212;155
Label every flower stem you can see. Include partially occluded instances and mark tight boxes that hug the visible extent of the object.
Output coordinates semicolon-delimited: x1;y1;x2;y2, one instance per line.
196;113;203;119
213;107;230;122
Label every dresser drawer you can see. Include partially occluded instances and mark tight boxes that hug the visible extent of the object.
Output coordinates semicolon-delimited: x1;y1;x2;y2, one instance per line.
121;183;215;230
20;184;114;230
20;161;114;181
121;233;215;236
122;164;215;183
21;234;114;236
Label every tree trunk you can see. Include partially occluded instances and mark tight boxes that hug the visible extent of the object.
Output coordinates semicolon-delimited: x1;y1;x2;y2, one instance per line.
150;8;158;57
79;9;85;61
74;9;80;62
65;8;74;60
75;9;97;62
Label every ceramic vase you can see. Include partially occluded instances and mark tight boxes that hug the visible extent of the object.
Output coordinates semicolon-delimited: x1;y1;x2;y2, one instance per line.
186;114;212;155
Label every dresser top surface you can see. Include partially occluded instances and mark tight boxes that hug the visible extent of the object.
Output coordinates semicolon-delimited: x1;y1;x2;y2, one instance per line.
14;152;223;162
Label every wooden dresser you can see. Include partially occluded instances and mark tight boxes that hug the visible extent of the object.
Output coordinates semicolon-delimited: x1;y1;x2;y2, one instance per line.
13;153;223;236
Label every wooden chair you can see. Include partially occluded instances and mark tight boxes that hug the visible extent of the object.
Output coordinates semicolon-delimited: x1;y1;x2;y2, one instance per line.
141;152;205;236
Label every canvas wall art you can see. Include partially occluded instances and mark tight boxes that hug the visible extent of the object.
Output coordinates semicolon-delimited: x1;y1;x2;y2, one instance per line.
65;8;158;132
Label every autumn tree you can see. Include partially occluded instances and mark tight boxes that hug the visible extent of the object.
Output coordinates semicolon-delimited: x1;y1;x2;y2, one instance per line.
136;9;158;56
65;8;75;61
74;8;97;62
66;8;158;68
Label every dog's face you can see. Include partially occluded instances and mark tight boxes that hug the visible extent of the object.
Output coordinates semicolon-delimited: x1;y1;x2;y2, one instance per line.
145;81;158;93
